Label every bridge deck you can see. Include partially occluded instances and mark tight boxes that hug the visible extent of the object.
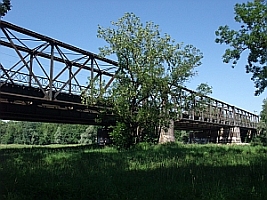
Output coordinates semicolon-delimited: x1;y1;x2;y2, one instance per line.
0;20;259;130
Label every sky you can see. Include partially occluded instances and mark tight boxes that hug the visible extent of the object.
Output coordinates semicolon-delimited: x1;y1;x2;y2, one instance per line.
1;0;266;114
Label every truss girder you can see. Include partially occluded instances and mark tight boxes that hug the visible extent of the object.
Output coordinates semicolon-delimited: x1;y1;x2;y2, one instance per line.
0;20;259;129
0;20;118;101
170;86;259;129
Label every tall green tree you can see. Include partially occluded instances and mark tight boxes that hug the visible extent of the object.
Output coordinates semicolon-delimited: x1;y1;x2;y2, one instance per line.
0;0;11;17
253;98;267;145
96;13;203;147
260;99;267;123
215;0;267;95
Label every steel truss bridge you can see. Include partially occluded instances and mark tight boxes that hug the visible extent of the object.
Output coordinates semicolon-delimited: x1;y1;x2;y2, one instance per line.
0;20;259;142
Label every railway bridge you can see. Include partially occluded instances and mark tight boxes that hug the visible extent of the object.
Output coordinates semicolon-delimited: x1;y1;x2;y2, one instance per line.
0;21;259;143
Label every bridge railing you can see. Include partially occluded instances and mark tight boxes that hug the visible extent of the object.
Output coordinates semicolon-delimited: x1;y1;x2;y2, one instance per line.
0;68;87;95
171;87;259;129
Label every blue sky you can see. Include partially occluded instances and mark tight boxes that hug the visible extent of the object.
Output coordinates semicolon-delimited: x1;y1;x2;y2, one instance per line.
1;0;265;114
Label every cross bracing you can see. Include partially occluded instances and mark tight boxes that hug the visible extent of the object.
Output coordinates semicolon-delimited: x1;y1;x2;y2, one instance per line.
0;20;259;130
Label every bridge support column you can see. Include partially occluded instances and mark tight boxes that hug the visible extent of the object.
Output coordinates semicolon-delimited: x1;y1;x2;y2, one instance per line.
159;120;175;143
217;127;241;143
217;128;221;143
229;127;241;143
218;128;230;143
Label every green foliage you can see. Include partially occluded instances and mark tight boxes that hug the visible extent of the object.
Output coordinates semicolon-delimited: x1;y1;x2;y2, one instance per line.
195;83;212;96
109;122;132;149
0;121;95;145
1;121;15;144
0;0;11;17
175;130;189;143
97;13;203;147
251;136;265;146
215;0;267;95
1;143;267;199
254;98;267;145
260;98;267;124
79;126;97;145
54;127;63;144
37;123;57;145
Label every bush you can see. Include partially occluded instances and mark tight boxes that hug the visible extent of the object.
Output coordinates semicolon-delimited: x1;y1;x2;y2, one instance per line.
251;134;267;146
79;126;97;145
109;122;132;150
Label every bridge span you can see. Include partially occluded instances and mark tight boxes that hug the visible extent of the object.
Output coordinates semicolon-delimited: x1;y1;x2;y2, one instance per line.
0;20;259;142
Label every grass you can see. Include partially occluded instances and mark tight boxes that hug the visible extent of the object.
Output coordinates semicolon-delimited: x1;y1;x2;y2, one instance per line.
1;143;267;199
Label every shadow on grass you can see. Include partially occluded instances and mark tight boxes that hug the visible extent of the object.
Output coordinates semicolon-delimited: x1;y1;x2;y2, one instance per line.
1;143;267;200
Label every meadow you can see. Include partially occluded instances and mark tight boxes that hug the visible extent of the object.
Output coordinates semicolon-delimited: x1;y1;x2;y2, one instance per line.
1;143;267;200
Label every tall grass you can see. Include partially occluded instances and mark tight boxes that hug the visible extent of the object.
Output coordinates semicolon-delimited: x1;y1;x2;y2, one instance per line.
1;143;267;199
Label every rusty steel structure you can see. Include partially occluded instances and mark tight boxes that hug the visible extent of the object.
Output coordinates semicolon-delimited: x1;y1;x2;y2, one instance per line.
171;87;259;130
0;20;259;133
0;20;117;124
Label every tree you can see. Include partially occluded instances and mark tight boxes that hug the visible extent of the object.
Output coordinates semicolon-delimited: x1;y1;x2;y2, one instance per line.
38;123;57;145
0;0;11;17
79;126;97;145
61;124;86;144
252;98;267;145
96;13;203;147
54;126;64;144
2;121;18;144
0;121;7;143
215;0;267;95
195;83;213;96
19;121;40;145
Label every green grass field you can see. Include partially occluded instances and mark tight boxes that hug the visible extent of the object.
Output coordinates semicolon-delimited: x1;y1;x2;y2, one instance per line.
1;143;267;200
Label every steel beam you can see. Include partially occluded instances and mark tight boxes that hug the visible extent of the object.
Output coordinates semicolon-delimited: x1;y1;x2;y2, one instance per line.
0;20;259;130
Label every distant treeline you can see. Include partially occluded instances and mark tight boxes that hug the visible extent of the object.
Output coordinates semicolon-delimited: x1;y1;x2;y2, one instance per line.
0;120;98;145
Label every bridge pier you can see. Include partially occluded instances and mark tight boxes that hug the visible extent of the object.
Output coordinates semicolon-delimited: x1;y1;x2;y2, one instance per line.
229;127;241;143
192;127;257;144
218;127;241;144
159;120;175;143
